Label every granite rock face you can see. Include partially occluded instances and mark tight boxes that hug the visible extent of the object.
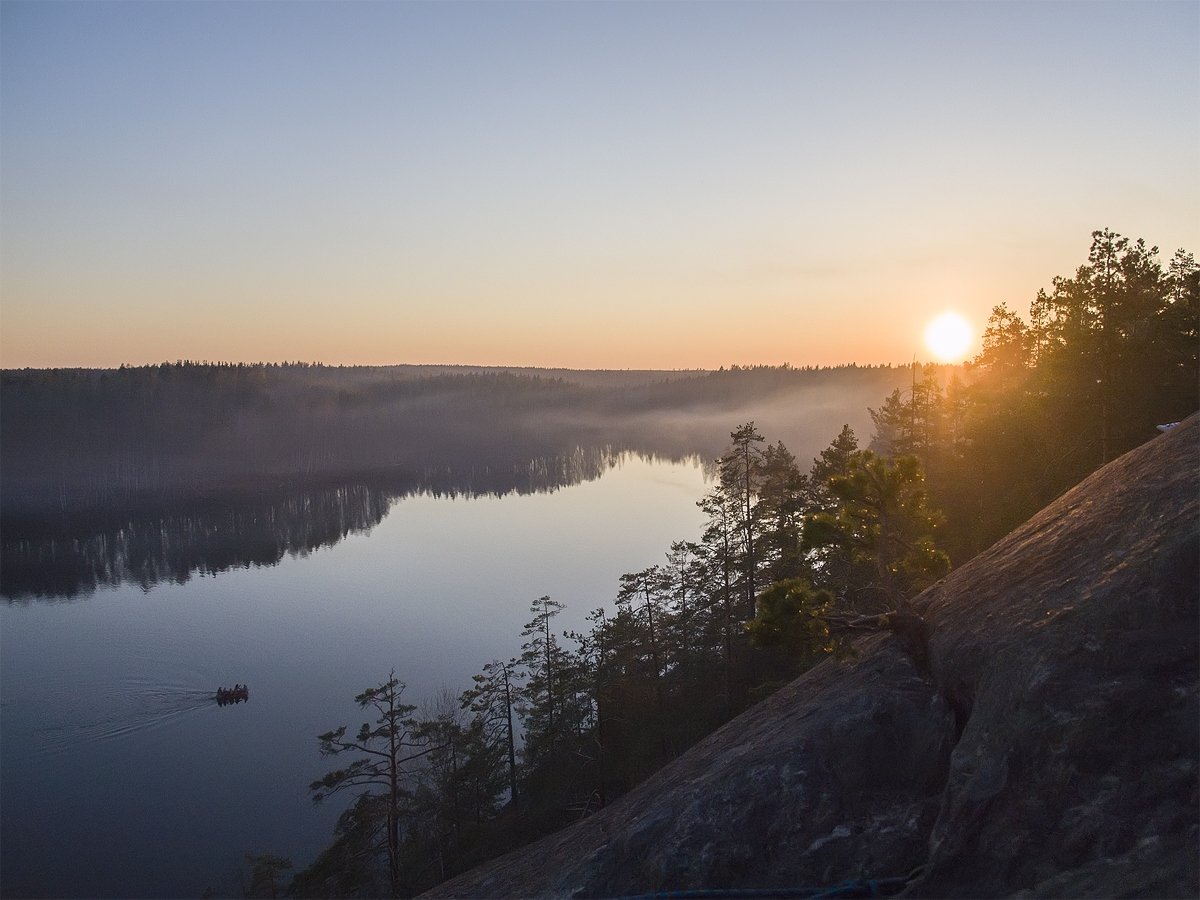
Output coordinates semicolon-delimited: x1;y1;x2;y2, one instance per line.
426;638;952;899
914;415;1199;898
423;416;1199;899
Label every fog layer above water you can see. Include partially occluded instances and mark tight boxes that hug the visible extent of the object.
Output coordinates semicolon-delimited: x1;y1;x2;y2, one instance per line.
2;364;914;601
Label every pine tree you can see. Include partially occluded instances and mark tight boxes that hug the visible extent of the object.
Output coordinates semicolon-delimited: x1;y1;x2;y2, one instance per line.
753;441;808;585
311;671;430;896
616;568;669;761
517;596;573;769
460;659;521;810
805;451;949;612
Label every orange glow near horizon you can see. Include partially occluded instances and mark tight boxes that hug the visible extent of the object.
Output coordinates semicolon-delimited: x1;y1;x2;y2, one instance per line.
2;5;1196;373
0;304;927;371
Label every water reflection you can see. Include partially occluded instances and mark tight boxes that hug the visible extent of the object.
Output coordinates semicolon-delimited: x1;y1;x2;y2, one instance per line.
1;452;712;899
1;446;677;601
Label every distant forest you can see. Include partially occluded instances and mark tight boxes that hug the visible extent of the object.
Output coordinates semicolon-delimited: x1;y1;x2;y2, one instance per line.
0;361;915;521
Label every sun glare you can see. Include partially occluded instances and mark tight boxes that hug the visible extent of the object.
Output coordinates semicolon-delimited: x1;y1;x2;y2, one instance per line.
924;312;973;362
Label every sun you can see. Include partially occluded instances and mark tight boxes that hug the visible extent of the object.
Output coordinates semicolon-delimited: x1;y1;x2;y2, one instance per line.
924;311;973;362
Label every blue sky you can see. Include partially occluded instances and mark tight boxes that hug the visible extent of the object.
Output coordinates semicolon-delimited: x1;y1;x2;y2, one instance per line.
2;0;1197;368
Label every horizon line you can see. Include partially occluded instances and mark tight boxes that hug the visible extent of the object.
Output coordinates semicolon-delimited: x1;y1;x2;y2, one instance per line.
1;358;963;373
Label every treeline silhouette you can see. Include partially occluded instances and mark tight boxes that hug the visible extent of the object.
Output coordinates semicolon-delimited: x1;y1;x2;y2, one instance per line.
283;229;1196;898
0;362;913;522
871;230;1198;562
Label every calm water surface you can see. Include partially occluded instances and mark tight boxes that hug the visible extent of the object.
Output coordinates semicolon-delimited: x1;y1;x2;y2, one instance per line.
1;456;708;898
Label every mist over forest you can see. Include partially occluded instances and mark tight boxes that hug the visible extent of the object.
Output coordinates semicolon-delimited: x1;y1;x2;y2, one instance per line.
1;362;916;521
0;362;927;600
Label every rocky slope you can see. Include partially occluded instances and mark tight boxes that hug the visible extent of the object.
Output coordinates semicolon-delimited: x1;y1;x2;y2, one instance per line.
423;416;1198;899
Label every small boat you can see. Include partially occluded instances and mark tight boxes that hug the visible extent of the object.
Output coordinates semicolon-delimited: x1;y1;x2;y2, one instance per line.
215;685;249;706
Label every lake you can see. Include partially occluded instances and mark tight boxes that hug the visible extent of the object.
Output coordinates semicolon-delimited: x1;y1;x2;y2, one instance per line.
0;455;709;898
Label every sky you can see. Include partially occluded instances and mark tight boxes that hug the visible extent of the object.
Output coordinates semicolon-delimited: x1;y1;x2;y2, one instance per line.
2;0;1197;370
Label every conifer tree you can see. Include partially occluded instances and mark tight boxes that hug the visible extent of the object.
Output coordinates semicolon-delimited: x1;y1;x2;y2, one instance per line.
311;671;430;896
517;596;572;768
460;659;521;810
745;579;838;666
717;423;766;615
696;484;740;707
805;451;949;611
754;441;808;585
616;568;669;760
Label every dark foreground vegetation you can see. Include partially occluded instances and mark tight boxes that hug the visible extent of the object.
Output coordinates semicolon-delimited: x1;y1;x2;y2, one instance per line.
421;414;1199;900
275;230;1196;897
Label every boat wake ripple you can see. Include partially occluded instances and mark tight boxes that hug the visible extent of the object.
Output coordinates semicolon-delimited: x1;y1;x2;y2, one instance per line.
30;682;229;756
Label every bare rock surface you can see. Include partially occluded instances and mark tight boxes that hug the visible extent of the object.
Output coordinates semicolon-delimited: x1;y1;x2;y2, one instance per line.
423;416;1198;899
913;414;1199;898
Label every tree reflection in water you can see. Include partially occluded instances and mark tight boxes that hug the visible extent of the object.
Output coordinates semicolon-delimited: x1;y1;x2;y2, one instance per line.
0;446;663;601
